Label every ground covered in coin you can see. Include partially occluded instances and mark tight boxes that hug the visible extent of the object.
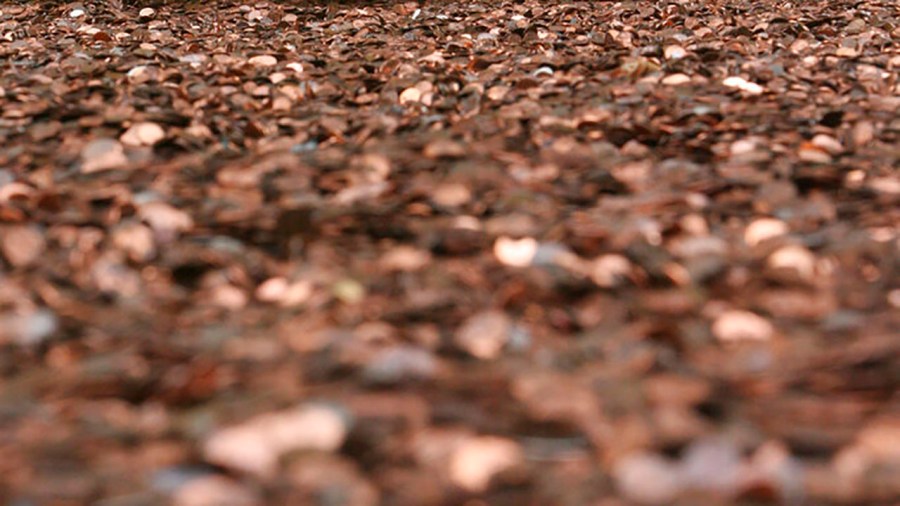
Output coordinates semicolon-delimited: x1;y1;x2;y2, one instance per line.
0;0;898;504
